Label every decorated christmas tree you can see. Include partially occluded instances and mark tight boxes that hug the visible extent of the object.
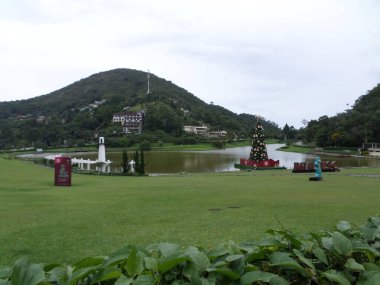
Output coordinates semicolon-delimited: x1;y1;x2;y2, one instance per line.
249;121;268;161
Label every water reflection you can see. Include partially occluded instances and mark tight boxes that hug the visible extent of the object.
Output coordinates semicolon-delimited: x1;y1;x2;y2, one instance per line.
77;144;380;173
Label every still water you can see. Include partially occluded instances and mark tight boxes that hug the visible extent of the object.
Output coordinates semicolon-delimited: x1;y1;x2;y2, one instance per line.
76;144;380;174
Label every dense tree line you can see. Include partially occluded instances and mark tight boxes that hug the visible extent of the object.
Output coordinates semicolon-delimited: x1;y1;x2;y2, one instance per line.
301;84;380;147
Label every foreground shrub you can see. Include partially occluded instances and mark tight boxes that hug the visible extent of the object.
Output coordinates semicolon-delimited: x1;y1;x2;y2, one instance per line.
1;217;379;284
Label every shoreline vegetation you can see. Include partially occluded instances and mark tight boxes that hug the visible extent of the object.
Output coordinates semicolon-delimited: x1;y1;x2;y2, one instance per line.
278;143;380;160
1;139;261;157
5;139;379;161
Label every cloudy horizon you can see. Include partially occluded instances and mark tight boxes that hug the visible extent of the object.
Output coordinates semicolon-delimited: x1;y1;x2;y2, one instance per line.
1;0;379;128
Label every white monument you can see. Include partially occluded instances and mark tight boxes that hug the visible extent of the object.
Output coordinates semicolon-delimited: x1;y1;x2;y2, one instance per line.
98;137;106;162
70;136;112;172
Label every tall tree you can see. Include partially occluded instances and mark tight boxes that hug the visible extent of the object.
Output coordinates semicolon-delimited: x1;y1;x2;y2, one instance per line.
133;150;140;174
249;121;268;161
121;149;130;174
133;149;146;174
140;150;145;175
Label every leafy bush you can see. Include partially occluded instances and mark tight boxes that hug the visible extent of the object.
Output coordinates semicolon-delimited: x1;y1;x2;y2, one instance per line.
139;140;152;151
1;217;379;284
211;140;226;149
174;136;198;145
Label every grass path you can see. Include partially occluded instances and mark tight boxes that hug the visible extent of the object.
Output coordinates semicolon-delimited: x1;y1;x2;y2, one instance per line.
0;156;379;264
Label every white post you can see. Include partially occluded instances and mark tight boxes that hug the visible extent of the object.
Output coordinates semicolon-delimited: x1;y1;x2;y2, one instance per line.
147;70;150;94
130;160;135;173
98;137;106;162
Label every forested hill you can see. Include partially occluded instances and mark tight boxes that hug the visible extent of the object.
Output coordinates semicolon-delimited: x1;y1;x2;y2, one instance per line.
302;84;380;147
0;68;280;149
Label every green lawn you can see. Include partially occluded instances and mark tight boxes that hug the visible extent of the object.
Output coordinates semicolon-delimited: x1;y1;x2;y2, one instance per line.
0;156;379;265
277;145;314;153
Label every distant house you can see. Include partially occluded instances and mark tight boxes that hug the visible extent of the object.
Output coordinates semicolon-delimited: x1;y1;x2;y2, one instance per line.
180;108;190;116
36;116;45;123
112;111;144;134
183;125;208;136
80;99;107;112
207;131;227;138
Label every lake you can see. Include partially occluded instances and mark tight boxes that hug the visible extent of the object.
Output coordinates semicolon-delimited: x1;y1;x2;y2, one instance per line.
75;144;380;173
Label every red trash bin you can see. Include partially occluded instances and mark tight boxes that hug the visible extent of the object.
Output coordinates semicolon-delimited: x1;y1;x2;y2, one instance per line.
54;157;72;186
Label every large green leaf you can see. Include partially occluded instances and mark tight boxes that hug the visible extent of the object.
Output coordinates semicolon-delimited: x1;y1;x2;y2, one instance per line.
269;252;310;277
126;247;144;277
0;280;10;285
322;237;333;251
240;271;289;285
207;241;241;260
185;246;210;272
201;277;214;285
171;280;189;285
363;263;380;272
0;266;11;279
134;275;155;285
322;270;350;285
357;271;380;285
336;221;352;232
90;267;122;284
114;276;133;285
144;257;158;273
158;252;189;274
345;258;365;272
369;216;380;226
45;264;69;283
257;237;282;250
11;257;45;285
206;244;230;260
293;249;315;271
226;240;241;255
103;246;133;267
312;247;329;266
352;240;380;259
230;256;246;276
156;243;180;257
182;264;200;284
266;229;303;248
73;256;104;269
245;248;271;263
207;268;239;280
269;275;289;285
359;224;377;241
66;265;100;285
225;254;244;263
332;232;352;255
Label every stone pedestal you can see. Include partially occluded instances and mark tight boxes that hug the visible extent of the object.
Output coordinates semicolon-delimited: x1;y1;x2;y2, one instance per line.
309;177;323;181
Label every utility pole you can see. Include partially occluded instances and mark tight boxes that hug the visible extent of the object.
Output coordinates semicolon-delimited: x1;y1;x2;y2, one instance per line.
147;70;150;94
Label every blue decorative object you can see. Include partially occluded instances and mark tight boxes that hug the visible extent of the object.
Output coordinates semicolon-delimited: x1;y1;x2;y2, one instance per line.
314;156;322;178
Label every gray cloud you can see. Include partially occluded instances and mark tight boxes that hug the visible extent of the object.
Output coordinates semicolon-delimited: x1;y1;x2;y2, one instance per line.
1;0;380;128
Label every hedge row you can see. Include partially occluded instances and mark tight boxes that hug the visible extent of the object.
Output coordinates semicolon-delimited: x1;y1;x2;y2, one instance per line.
1;217;379;285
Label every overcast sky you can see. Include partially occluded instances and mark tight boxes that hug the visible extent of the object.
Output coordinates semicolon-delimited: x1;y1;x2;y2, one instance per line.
1;0;379;128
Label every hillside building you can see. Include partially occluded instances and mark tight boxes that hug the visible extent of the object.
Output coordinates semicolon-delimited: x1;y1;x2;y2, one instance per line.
207;131;227;138
112;111;144;134
184;125;227;138
183;125;208;136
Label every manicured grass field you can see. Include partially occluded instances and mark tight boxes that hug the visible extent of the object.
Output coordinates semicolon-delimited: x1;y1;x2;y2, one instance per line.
277;144;314;153
0;156;379;265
